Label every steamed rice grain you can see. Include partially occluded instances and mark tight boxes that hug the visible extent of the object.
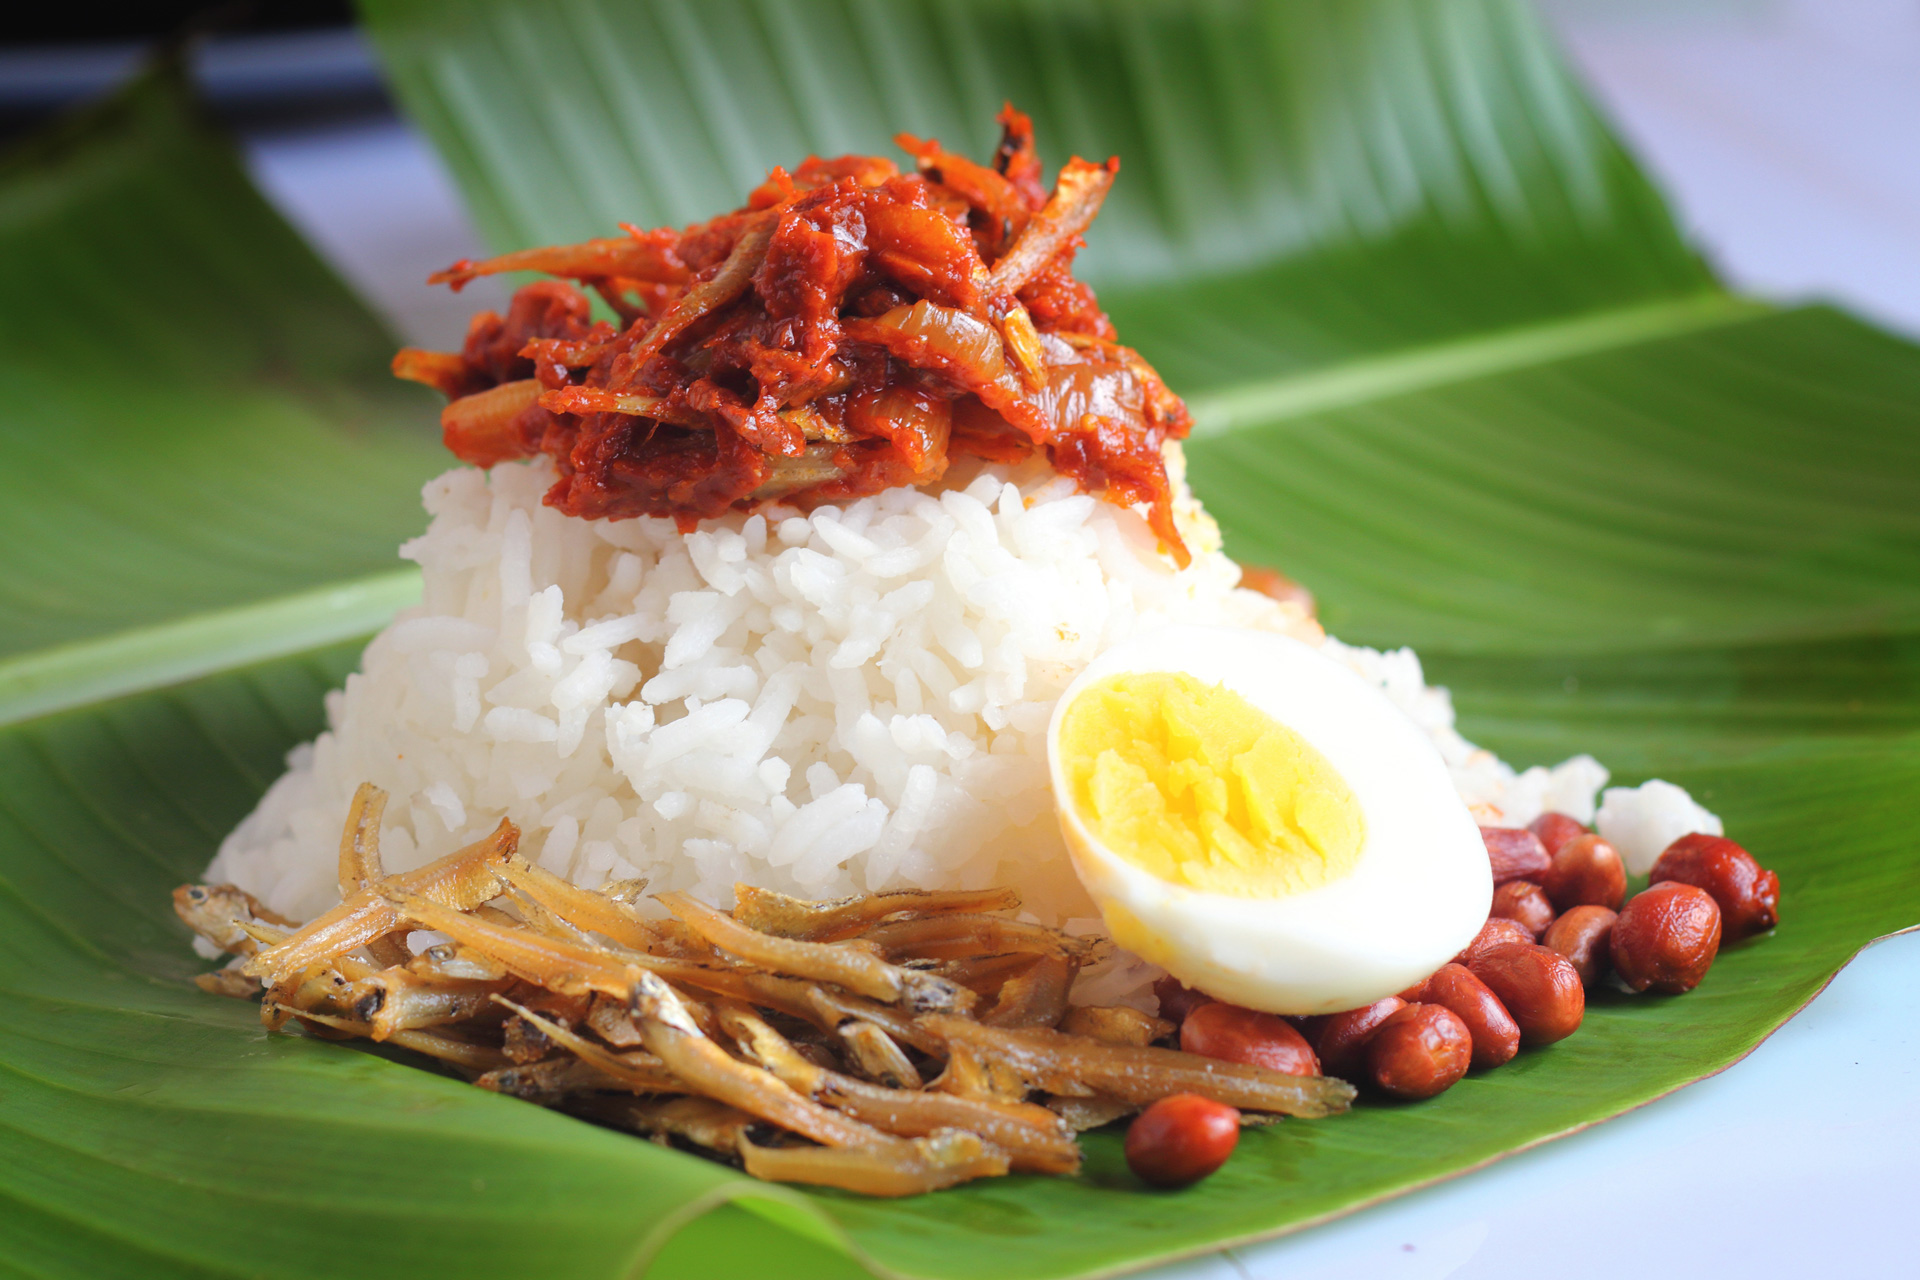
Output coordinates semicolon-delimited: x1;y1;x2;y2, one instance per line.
208;447;1717;935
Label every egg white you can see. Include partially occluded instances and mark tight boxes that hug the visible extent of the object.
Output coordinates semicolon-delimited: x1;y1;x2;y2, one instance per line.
1047;625;1490;1014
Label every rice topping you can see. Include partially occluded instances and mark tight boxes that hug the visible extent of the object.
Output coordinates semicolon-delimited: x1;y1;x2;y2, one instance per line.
393;107;1196;562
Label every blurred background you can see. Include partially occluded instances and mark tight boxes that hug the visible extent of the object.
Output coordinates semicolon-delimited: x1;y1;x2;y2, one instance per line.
1;0;1915;350
2;4;1913;1278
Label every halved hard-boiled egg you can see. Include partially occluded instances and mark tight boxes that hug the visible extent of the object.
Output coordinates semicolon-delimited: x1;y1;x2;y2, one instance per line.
1047;626;1490;1014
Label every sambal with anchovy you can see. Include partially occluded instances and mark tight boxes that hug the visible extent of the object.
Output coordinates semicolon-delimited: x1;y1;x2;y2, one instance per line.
391;106;1195;563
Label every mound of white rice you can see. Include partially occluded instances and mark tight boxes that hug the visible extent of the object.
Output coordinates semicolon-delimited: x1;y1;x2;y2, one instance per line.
208;445;1718;937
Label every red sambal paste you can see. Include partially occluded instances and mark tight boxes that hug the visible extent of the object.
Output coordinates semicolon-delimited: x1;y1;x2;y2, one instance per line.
393;107;1195;564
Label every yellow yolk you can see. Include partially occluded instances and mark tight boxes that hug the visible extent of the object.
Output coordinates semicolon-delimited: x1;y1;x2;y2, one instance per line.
1057;671;1365;897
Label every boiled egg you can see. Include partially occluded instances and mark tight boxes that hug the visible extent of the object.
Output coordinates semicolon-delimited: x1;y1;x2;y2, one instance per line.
1047;625;1490;1014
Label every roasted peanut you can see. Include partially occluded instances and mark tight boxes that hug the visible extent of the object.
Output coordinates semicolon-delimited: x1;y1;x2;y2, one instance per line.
1542;905;1616;987
1480;826;1551;885
1528;811;1589;855
1152;975;1211;1025
1418;963;1520;1069
1453;917;1535;966
1542;833;1626;913
1611;882;1721;993
1289;1012;1329;1047
1368;1004;1472;1099
1314;997;1406;1079
1181;1002;1319;1076
1467;944;1584;1044
1125;1093;1240;1187
1650;834;1779;940
1490;881;1555;937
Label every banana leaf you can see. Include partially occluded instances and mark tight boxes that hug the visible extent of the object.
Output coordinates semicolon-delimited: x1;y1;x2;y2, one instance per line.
2;3;1917;1278
0;69;446;724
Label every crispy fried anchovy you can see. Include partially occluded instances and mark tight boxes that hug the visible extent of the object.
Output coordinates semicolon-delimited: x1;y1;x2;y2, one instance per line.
497;854;660;951
861;913;1101;964
1059;1005;1174;1048
659;892;973;1014
334;783;412;968
379;889;703;1000
739;1129;1009;1196
490;997;684;1094
346;967;507;1041
408;941;509;984
929;1041;1033;1105
982;953;1076;1029
929;951;1046;997
173;883;294;957
193;964;263;1000
244;819;517;984
270;1005;507;1072
1044;1096;1136;1133
837;1020;924;1090
665;967;830;1027
921;1017;1355;1118
336;782;388;896
505;888;598;948
624;972;894;1149
721;1005;1079;1176
586;993;645;1047
731;883;1021;942
806;985;948;1057
478;1051;678;1103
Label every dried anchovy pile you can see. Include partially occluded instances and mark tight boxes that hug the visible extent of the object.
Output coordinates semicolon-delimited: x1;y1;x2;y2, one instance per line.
178;784;1353;1195
391;106;1196;563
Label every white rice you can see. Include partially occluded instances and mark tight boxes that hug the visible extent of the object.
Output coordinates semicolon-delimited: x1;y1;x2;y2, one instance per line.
208;446;1719;943
1596;780;1726;874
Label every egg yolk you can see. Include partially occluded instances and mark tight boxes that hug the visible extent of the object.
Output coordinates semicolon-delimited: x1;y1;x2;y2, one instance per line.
1059;671;1365;896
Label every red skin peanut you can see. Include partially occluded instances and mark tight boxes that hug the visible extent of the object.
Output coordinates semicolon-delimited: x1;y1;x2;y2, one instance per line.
1542;905;1617;987
1314;997;1407;1080
1180;1002;1320;1076
1649;834;1780;940
1368;1004;1473;1099
1453;917;1535;967
1125;1094;1240;1188
1543;833;1627;913
1612;882;1722;993
1152;975;1212;1026
1480;826;1552;885
1490;881;1555;937
1418;963;1520;1069
1288;1012;1330;1048
1528;811;1589;856
1467;944;1585;1045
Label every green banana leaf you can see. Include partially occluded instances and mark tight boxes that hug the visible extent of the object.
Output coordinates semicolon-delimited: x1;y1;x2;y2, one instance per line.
0;70;446;723
2;1;1916;1277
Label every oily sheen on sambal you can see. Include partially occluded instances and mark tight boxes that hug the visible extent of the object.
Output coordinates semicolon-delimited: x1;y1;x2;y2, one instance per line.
393;107;1195;563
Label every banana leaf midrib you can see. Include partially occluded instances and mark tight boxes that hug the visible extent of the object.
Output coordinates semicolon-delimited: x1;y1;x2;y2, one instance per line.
1189;289;1761;434
0;289;1775;730
0;570;422;729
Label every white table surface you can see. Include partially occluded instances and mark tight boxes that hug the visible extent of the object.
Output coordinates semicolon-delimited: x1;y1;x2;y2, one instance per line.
238;4;1920;1275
